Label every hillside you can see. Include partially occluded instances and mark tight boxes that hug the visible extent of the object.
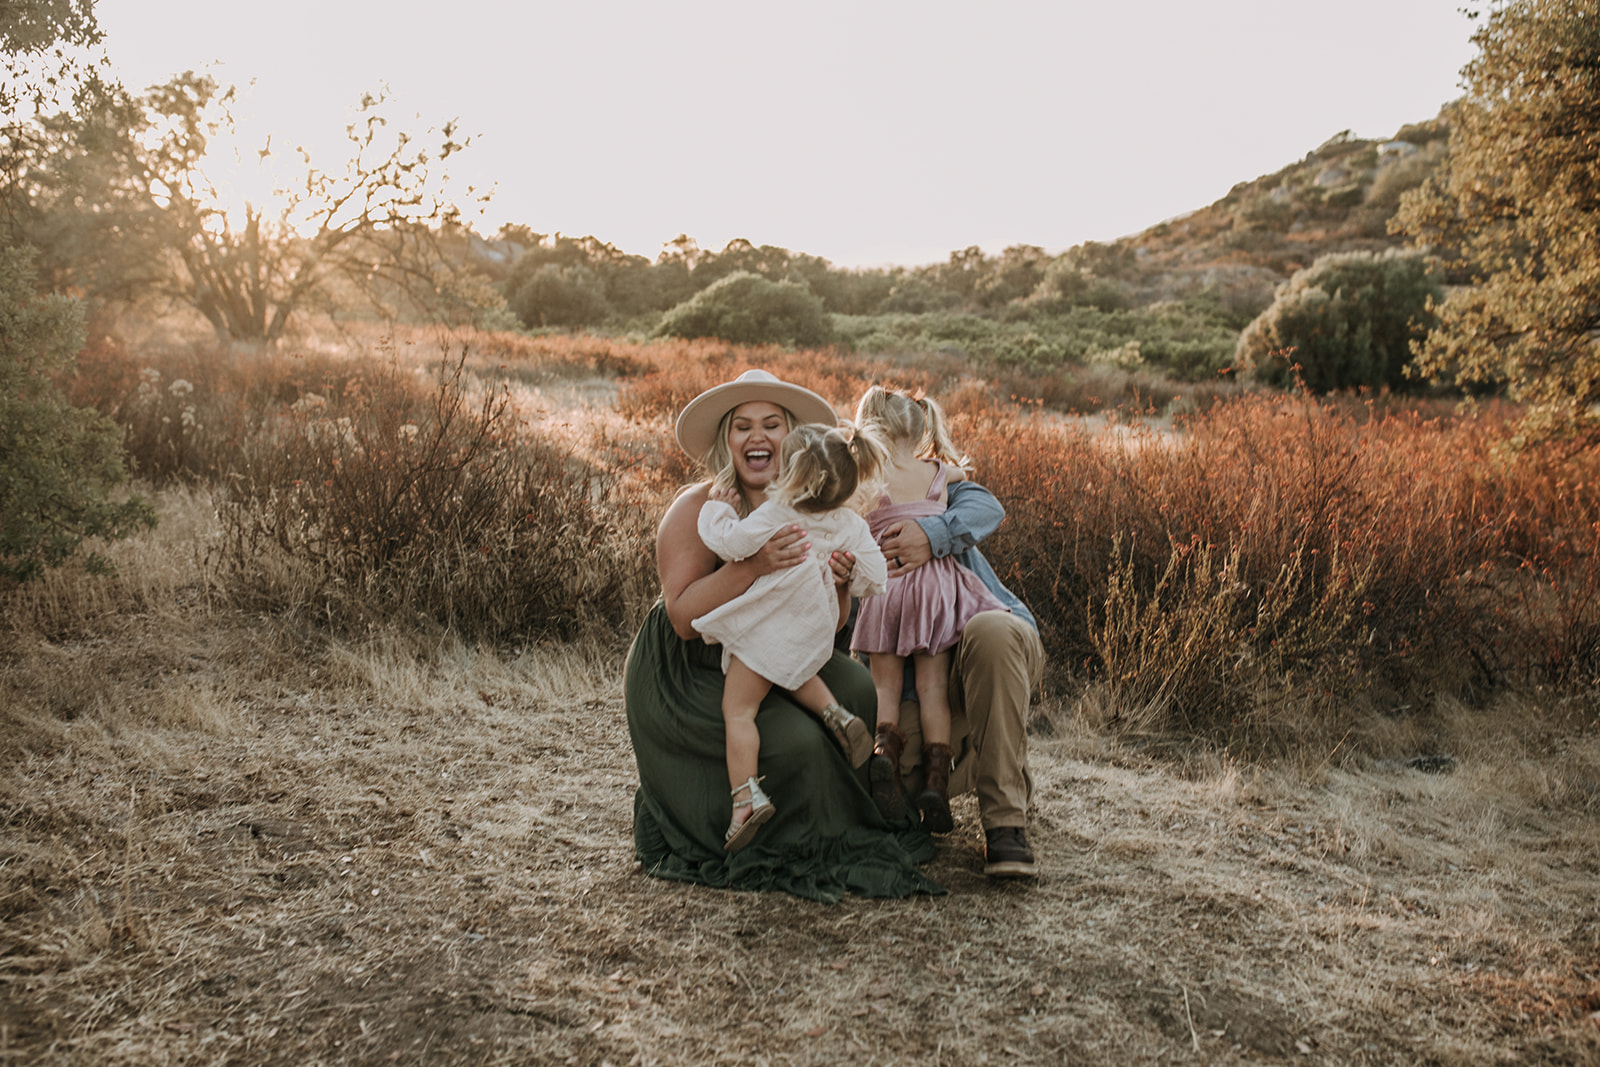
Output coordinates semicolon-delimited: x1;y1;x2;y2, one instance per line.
458;115;1451;394
1106;115;1450;318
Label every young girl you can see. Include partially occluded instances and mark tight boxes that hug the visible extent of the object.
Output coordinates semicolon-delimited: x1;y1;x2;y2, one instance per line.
849;387;1009;833
693;423;889;852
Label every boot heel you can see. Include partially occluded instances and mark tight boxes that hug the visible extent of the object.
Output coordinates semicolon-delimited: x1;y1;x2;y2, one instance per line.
916;742;954;834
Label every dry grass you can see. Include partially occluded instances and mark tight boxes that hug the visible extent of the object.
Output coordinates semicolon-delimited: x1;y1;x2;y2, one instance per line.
4;489;1600;1065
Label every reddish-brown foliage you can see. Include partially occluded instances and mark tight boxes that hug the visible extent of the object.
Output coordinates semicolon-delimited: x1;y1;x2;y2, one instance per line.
61;328;1600;737
966;393;1600;738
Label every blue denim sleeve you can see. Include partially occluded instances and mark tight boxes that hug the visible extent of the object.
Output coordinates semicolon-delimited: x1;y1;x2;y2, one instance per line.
914;479;1005;557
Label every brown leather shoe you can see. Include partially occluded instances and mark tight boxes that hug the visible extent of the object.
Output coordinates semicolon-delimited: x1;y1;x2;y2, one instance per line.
915;742;954;834
983;826;1037;878
868;722;908;828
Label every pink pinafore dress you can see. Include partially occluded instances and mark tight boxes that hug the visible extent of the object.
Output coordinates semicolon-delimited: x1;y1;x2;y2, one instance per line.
849;461;1008;658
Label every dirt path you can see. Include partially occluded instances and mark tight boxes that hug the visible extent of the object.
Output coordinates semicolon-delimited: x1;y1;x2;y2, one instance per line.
3;617;1599;1065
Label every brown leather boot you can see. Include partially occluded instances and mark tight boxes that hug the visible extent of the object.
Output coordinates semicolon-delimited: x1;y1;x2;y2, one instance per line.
868;723;908;828
916;742;954;834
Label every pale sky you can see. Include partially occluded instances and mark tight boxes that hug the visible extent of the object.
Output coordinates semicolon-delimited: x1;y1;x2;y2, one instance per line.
97;1;1479;269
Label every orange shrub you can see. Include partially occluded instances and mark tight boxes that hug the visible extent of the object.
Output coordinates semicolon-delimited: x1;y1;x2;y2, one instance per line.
68;323;1600;727
965;393;1600;740
215;346;656;640
65;335;440;486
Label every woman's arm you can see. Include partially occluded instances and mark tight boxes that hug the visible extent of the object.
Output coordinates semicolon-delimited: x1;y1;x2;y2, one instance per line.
658;483;807;640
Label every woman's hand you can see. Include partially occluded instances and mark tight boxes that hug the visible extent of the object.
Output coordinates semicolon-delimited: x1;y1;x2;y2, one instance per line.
752;524;808;575
880;519;932;578
828;549;856;587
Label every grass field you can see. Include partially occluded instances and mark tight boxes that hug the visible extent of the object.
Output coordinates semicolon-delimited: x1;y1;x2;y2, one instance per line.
4;326;1600;1063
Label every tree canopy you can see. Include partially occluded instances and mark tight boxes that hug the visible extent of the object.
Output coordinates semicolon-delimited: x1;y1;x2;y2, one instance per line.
1394;0;1600;443
25;72;494;342
2;0;109;240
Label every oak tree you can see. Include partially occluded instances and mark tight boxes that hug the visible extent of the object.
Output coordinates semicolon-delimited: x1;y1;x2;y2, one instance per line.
1395;0;1600;443
30;72;492;342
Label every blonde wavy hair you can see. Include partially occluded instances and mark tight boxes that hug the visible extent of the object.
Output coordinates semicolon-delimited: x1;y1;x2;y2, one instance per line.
768;424;886;515
854;385;970;469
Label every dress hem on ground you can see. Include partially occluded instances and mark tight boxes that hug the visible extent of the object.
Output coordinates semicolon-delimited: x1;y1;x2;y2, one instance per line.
625;599;944;903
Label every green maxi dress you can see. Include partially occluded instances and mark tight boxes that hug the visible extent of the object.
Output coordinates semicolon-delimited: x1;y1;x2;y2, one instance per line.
625;601;944;902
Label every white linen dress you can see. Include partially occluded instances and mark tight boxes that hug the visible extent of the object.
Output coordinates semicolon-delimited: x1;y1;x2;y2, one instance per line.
693;498;887;690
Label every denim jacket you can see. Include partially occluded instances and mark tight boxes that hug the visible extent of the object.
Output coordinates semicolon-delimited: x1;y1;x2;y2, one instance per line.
912;480;1037;632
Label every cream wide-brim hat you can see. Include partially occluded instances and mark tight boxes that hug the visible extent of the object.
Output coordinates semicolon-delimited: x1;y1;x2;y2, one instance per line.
673;369;838;461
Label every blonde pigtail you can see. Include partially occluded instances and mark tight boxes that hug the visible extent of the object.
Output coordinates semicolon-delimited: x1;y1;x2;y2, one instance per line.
916;394;972;471
843;421;887;485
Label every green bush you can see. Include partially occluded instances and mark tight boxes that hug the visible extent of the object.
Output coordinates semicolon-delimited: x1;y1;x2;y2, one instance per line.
507;263;613;329
973;245;1050;308
0;248;155;582
1237;250;1442;392
653;271;834;347
838;300;1241;381
876;276;961;314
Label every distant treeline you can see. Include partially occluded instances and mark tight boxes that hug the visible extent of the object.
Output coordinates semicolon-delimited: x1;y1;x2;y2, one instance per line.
470;228;1254;385
482;229;1142;328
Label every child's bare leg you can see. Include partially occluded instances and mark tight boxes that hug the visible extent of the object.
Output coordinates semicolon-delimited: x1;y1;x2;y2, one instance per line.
913;650;953;746
723;657;770;807
869;651;907;733
723;657;777;851
912;649;955;833
789;675;837;718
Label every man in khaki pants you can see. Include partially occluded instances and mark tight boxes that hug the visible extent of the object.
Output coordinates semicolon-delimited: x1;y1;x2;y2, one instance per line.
875;479;1045;877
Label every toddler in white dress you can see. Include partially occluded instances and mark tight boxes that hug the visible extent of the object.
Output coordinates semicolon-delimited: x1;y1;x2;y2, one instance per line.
693;423;888;851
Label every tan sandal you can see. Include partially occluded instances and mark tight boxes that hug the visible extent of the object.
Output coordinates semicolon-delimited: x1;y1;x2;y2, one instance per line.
818;702;873;767
724;775;775;852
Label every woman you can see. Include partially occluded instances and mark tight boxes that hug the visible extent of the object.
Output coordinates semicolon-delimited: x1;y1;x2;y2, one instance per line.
624;369;941;901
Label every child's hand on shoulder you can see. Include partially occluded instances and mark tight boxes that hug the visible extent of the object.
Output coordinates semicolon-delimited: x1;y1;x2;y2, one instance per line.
707;485;741;507
945;464;969;484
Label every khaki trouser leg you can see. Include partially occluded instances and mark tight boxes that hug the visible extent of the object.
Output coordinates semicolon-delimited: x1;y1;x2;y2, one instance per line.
895;611;1044;831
